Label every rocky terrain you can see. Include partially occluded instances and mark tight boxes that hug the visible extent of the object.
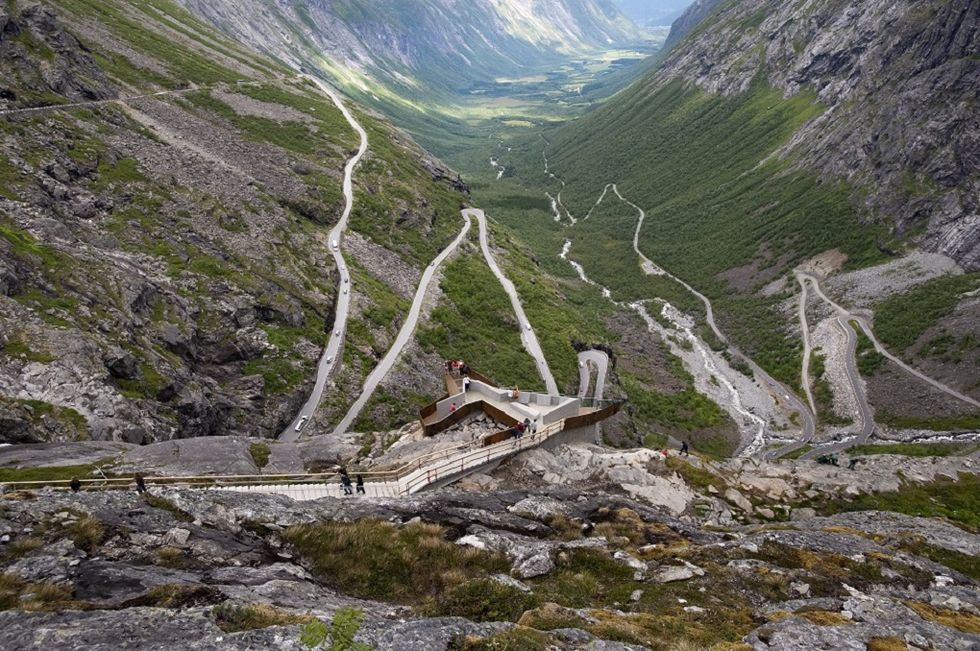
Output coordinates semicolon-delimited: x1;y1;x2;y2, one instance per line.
0;0;470;444
658;0;980;271
1;438;978;650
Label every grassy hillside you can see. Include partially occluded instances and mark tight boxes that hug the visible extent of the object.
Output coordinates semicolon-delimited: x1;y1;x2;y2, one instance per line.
494;77;888;389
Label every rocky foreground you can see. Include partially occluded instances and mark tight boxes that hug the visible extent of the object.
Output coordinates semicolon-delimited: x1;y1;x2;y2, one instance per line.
1;446;978;650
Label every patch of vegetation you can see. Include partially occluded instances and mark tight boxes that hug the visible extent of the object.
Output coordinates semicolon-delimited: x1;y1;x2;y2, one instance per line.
155;546;188;569
450;627;553;651
283;520;509;605
815;474;980;532
623;372;733;455
873;274;980;352
426;579;537;623
131;584;221;609
243;357;305;395
810;352;851;426
905;601;980;634
69;513;105;553
665;456;726;492
0;459;113;485
778;444;813;460
0;331;55;363
213;603;314;633
249;442;271;469
847;442;977;458
417;253;543;391
0;397;90;439
895;538;980;581
875;412;980;432
143;493;194;522
0;573;78;611
854;323;887;375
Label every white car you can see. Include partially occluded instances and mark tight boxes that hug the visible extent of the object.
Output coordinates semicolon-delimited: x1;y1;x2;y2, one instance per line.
332;240;339;250
334;330;341;336
525;323;532;331
343;288;348;295
294;416;309;432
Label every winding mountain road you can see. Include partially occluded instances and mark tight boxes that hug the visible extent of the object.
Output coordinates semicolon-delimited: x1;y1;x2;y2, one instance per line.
611;185;817;449
797;317;876;459
279;76;368;442
797;275;818;416
798;272;979;409
332;212;473;434
577;349;609;399
470;208;560;395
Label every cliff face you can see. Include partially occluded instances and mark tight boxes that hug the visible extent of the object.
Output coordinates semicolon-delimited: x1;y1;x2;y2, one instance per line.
657;0;980;269
176;0;643;98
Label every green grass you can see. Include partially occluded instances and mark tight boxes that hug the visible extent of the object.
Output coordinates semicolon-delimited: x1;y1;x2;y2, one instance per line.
212;603;313;633
243;357;306;395
282;520;509;605
417;253;543;391
249;442;271;469
0;459;114;484
847;442;978;458
854;322;887;375
818;474;980;532
872;273;980;352
876;412;980;432
779;444;813;460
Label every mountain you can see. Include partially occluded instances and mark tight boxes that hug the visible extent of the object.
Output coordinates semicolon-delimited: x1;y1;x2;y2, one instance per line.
614;0;692;26
174;0;651;158
0;0;469;443
497;0;979;431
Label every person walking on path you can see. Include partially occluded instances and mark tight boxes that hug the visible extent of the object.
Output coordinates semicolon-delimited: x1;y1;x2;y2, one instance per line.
134;474;147;494
340;469;353;495
69;477;81;493
356;475;365;494
680;441;689;456
463;376;471;392
523;418;532;436
450;402;458;413
514;421;526;439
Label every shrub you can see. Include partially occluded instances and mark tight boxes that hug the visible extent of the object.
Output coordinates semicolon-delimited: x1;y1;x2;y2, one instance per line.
427;579;538;622
213;603;313;633
249;442;271;469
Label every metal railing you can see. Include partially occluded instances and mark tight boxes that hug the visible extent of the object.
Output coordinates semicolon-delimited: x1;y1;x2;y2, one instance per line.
0;419;570;498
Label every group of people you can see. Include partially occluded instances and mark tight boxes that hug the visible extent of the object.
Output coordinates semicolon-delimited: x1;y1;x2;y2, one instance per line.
445;359;471;377
510;417;537;439
506;386;521;401
339;468;365;495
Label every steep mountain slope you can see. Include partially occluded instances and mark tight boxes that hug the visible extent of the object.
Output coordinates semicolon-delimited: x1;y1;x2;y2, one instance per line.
175;0;650;158
0;0;468;443
500;0;979;430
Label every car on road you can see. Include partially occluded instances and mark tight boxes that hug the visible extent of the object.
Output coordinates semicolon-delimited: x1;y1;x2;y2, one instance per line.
334;330;341;336
294;416;308;432
332;240;339;250
343;288;348;295
525;323;532;331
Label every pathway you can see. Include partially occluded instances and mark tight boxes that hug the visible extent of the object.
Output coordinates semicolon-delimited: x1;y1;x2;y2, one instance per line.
279;75;369;442
798;272;979;409
0;80;279;118
577;350;609;400
797;275;818;415
332;212;473;434
469;208;560;395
